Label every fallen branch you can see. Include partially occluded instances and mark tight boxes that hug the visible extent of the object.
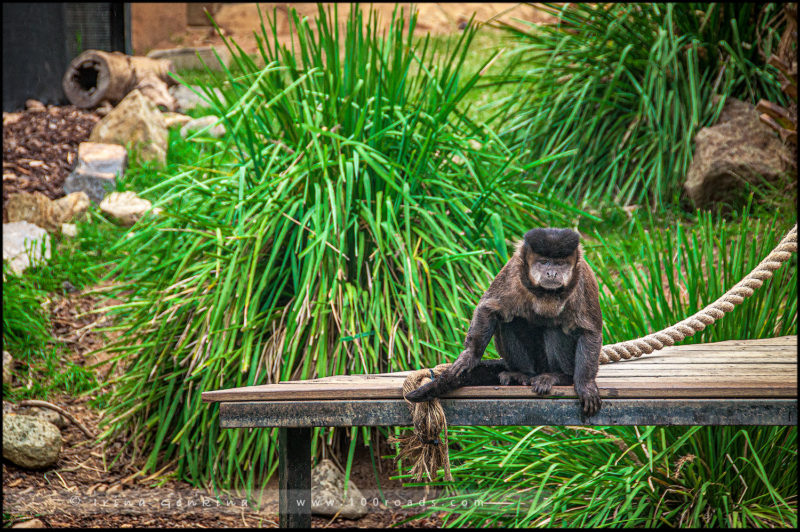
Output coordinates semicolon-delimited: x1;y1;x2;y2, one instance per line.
18;399;94;439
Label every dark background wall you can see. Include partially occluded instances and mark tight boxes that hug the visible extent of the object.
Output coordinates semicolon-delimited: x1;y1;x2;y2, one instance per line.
3;3;129;112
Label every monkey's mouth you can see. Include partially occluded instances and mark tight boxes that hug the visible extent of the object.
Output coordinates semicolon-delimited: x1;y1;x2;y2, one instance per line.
539;279;565;290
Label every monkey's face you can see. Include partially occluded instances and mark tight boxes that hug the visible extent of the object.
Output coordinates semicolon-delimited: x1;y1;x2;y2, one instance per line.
528;253;575;290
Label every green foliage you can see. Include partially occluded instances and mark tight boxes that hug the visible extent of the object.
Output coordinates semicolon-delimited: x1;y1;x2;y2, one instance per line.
2;228;101;401
491;3;788;210
98;4;576;490
415;424;796;527
413;211;797;527
594;204;797;344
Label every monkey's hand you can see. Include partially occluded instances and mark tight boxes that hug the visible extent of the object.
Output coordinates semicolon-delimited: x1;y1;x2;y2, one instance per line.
575;381;601;417
449;350;479;379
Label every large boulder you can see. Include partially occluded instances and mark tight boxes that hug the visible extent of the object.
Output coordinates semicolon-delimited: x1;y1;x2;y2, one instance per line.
89;89;168;166
311;459;367;519
6;191;90;233
685;98;794;208
2;414;62;469
63;142;128;203
2;221;51;275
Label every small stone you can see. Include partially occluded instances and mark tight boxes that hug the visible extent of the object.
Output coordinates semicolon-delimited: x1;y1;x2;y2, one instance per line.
311;459;367;519
12;518;45;528
2;221;51;275
25;99;45;112
2;414;62;469
99;191;156;226
61;223;78;238
95;101;114;117
3;351;12;385
169;84;224;112
181;115;226;139
89;89;168;166
3;112;23;126
163;112;192;129
6;192;90;233
147;46;232;72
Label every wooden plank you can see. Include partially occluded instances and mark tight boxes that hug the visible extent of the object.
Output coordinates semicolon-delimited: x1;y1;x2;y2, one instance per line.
278;427;311;528
203;378;795;402
219;398;797;428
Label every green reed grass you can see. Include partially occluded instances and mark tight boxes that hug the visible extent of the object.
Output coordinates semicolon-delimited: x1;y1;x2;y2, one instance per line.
408;209;797;527
489;3;788;210
96;4;576;490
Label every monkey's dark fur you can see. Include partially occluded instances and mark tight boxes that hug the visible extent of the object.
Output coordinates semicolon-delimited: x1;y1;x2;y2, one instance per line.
406;228;603;417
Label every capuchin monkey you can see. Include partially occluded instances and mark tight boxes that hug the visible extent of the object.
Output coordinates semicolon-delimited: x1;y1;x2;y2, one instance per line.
405;228;603;417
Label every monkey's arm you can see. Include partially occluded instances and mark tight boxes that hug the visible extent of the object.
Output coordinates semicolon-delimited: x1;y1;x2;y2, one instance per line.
404;302;502;403
449;300;501;377
573;330;602;417
404;360;508;403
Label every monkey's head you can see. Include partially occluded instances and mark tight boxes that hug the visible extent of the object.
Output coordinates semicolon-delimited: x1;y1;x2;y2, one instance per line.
522;228;580;291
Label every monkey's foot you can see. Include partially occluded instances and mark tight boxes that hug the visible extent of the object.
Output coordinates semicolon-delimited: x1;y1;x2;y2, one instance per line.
530;373;557;395
498;371;531;386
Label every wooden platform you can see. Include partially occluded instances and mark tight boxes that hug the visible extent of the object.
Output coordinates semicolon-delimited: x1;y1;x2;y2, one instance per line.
203;336;797;427
203;335;796;527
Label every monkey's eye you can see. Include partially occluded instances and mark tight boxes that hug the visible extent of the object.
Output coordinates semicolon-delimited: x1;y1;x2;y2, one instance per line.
538;259;549;265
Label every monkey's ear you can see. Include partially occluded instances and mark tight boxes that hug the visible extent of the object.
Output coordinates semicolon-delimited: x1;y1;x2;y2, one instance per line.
524;228;579;258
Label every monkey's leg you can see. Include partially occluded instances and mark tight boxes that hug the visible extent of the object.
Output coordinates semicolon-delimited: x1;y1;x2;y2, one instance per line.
530;372;573;395
405;359;507;403
498;371;531;386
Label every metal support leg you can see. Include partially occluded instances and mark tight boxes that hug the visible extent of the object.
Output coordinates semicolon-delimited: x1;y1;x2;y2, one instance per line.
278;427;311;528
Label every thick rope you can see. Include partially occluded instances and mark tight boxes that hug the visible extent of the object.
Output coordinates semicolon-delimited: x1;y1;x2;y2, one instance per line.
398;223;797;480
600;223;797;363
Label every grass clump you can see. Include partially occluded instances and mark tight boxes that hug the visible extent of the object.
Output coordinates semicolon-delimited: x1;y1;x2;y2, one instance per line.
491;3;789;210
98;4;576;490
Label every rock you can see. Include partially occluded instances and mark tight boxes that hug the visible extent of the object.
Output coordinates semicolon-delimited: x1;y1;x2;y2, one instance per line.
99;191;158;226
2;221;51;275
685;97;794;209
6;192;90;233
147;46;232;71
25;99;45;112
169;84;224;112
163;112;192;129
12;519;45;528
311;459;367;519
2;414;62;469
3;351;12;385
63;142;128;203
3;112;23;126
181;115;226;139
89;89;168;166
17;407;67;430
61;223;78;238
77;142;128;175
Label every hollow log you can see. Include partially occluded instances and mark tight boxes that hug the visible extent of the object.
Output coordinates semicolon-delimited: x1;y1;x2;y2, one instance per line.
62;50;177;110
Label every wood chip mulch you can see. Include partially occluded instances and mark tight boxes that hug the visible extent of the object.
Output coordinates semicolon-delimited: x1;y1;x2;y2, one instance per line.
2;105;100;222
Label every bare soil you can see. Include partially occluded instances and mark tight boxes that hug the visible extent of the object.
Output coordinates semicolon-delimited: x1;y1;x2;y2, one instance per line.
132;2;558;55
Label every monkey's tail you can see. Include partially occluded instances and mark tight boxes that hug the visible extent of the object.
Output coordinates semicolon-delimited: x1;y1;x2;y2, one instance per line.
389;363;454;483
600;223;797;363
